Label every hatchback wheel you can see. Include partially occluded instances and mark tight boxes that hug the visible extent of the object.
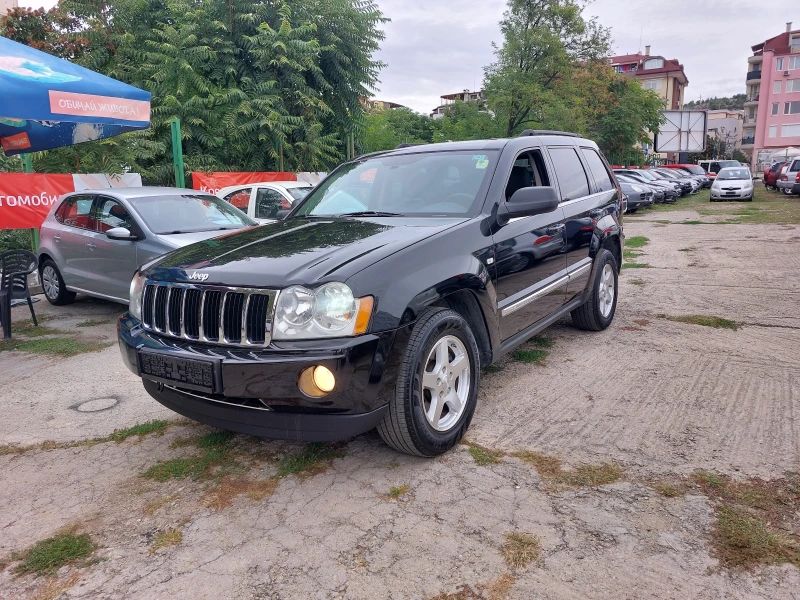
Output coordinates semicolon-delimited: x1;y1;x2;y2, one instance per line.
377;308;480;456
40;260;76;305
571;249;618;332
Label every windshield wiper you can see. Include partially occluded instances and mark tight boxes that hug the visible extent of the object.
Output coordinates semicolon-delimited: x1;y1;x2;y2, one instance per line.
338;211;402;217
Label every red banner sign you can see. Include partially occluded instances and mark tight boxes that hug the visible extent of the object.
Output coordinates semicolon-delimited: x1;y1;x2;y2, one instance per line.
0;173;75;230
191;172;298;195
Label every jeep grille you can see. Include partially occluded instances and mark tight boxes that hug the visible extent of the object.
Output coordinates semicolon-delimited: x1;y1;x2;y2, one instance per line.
141;282;277;347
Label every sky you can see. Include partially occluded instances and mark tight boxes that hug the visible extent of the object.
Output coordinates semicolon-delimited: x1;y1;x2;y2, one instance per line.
20;0;800;114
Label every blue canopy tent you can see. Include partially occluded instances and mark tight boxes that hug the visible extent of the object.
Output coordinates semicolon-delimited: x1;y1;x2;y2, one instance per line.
0;36;151;156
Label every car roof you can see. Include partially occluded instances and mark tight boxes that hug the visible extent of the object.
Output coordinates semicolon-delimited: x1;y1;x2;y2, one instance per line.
718;166;749;173
65;187;215;199
216;181;313;195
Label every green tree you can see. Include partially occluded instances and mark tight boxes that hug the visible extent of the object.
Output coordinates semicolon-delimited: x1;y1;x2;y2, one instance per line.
484;0;611;137
362;107;433;153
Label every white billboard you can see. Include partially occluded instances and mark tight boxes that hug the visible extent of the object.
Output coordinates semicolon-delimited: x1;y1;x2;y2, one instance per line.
655;111;708;153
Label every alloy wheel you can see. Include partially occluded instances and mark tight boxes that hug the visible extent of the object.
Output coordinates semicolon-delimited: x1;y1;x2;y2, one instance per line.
42;265;59;300
421;335;471;432
598;263;615;318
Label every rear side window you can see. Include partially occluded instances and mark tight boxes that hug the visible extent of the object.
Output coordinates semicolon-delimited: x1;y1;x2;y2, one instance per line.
56;195;94;229
580;148;615;192
547;147;590;201
255;188;289;220
791;160;800;171
223;188;251;210
93;197;136;233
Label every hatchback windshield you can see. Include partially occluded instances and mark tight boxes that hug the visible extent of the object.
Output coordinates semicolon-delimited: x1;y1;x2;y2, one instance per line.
294;151;498;217
716;168;751;180
287;187;312;201
132;194;256;234
682;166;706;175
635;170;658;182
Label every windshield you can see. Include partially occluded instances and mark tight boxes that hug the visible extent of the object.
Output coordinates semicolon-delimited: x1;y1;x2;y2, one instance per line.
683;166;706;175
293;151;497;217
655;170;678;179
717;168;751;180
636;171;658;182
132;194;256;234
287;187;312;201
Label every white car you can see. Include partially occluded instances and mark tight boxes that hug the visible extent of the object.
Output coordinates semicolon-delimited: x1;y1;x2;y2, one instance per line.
776;158;800;196
217;181;314;223
710;167;754;202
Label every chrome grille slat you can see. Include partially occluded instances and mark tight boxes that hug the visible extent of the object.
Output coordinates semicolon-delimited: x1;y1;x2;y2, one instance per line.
140;282;275;348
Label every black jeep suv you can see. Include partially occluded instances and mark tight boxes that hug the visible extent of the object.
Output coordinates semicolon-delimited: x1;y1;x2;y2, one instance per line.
119;131;624;457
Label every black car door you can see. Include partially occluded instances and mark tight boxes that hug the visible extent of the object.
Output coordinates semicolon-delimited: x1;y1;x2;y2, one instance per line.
492;147;568;341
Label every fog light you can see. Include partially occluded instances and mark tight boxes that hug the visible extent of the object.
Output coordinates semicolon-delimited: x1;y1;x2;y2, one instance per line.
298;366;336;397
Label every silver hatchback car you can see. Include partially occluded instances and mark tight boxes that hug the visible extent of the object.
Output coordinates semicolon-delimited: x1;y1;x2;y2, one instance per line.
38;187;256;305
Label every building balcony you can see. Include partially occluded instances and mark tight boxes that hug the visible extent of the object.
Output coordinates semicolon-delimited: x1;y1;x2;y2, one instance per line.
741;137;755;147
744;95;760;106
746;71;762;82
748;55;763;64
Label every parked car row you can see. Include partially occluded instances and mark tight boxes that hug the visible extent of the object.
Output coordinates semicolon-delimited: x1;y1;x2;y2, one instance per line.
764;158;800;196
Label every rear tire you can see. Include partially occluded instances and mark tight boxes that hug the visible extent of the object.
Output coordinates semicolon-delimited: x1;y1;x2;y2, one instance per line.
40;260;76;306
377;308;480;457
571;249;618;332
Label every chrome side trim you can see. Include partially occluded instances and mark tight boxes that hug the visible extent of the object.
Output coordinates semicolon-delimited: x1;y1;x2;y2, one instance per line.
65;286;127;304
501;274;570;317
567;258;593;279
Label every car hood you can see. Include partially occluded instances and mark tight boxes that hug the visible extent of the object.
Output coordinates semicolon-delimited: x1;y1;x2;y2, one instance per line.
144;216;466;288
155;229;249;248
715;180;751;189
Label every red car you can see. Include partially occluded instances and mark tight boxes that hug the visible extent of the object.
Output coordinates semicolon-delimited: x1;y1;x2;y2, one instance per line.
763;162;786;190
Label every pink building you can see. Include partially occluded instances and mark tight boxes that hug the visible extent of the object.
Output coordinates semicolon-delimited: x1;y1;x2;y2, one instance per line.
744;23;800;168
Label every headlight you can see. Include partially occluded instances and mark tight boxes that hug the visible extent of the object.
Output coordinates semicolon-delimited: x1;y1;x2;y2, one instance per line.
631;185;645;193
273;282;374;340
129;271;146;320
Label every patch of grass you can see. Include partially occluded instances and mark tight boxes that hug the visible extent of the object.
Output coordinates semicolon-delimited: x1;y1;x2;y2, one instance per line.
626;236;650;248
693;470;729;490
500;532;542;569
713;504;799;570
681;220;704;225
629;278;646;286
623;249;642;261
276;443;345;479
622;263;651;269
513;451;623;489
202;476;278;510
75;319;112;328
7;318;63;338
654;482;685;498
142;456;218;482
428;574;516;600
678;247;697;252
529;336;555;349
30;572;82;600
149;529;182;553
665;315;740;330
13;532;95;576
512;349;549;365
467;442;505;466
142;430;239;482
0;337;112;357
483;364;504;374
387;484;411;499
107;420;171;443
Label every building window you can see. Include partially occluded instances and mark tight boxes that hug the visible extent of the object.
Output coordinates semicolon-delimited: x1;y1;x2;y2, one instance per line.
749;107;756;119
643;79;661;90
644;58;664;69
769;125;778;138
788;79;800;93
774;81;782;94
777;57;784;71
785;101;800;115
773;103;780;116
781;124;800;137
789;56;800;71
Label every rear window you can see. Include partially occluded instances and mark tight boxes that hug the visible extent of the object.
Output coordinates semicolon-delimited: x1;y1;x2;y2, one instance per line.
791;159;800;171
580;148;615;192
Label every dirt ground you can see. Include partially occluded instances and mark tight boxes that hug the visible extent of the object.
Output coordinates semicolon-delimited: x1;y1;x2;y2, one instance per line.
1;194;799;599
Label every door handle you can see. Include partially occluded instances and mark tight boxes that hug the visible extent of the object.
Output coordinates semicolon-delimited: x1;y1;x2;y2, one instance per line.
87;242;96;250
54;234;61;242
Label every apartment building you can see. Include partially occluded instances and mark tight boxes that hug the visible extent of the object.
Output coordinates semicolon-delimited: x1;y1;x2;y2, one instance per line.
430;89;486;119
708;109;746;151
609;46;689;111
743;23;800;167
1;0;19;15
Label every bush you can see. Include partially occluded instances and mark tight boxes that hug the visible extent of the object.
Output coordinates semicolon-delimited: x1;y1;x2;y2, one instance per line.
0;230;32;254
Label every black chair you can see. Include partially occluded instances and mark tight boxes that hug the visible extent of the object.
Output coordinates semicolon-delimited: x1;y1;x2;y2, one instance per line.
0;249;39;340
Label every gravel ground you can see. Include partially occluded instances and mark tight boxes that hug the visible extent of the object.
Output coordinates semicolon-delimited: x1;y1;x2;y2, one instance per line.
1;206;798;599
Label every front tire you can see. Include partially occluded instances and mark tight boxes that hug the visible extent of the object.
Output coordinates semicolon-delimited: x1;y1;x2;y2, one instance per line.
377;308;480;457
40;260;76;306
571;249;618;332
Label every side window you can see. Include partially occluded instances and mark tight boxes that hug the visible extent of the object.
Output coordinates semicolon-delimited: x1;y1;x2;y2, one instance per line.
504;150;550;201
580;148;615;192
56;195;94;230
93;197;136;233
547;147;590;202
223;188;251;211
255;188;288;220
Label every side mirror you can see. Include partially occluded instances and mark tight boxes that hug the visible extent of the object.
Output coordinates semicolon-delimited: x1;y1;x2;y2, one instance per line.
497;186;559;226
275;210;290;220
106;227;136;241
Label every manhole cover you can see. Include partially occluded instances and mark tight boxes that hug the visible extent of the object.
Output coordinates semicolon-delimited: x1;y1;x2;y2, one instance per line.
75;397;119;412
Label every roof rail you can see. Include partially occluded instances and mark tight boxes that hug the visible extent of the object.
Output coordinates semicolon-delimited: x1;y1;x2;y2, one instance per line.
395;143;426;149
518;130;583;138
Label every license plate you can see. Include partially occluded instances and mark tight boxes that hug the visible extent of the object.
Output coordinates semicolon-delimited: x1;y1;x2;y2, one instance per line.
138;351;217;393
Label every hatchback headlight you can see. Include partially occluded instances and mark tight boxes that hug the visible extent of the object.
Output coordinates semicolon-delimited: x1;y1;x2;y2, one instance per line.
631;185;645;193
273;282;374;340
129;271;146;320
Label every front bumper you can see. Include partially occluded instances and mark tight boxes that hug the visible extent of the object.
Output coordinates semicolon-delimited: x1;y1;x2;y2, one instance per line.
118;314;409;441
711;187;753;200
777;180;800;194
